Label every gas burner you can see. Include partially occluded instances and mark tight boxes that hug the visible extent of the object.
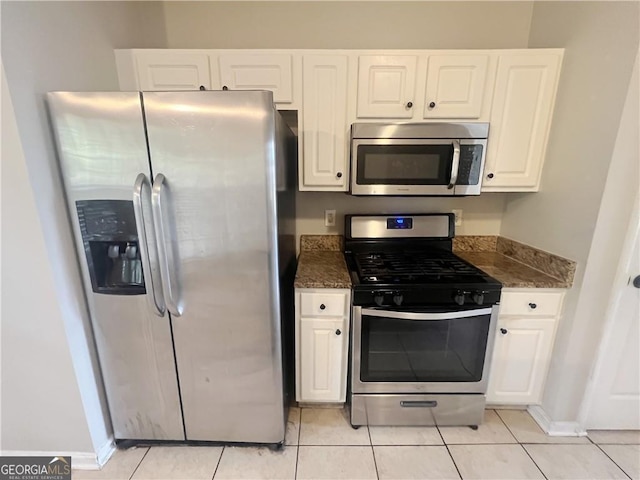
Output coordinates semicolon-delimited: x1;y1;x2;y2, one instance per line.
344;214;502;308
353;250;486;285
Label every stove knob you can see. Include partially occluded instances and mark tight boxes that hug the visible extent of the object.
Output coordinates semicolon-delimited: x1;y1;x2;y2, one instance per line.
393;294;404;306
374;294;385;306
472;292;485;305
454;291;466;306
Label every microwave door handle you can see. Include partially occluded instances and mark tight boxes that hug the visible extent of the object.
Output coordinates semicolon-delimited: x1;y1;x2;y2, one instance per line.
361;308;492;321
448;139;461;190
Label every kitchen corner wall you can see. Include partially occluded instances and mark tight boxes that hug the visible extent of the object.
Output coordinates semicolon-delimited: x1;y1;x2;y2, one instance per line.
162;0;531;240
1;0;167;461
499;2;639;424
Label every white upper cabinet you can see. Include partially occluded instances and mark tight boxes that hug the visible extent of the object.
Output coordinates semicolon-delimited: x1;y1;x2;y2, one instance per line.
301;55;349;190
356;55;418;118
115;48;563;193
214;53;294;104
482;50;563;191
423;54;491;119
134;52;211;91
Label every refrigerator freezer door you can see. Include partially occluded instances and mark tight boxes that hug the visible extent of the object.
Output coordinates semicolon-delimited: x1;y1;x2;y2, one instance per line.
47;92;185;440
143;91;286;442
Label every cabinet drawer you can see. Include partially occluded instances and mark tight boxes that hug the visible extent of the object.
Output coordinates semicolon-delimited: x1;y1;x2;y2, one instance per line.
300;292;346;317
499;291;563;317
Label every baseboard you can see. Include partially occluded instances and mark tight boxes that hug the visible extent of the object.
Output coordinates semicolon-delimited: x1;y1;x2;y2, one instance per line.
0;450;99;470
1;437;115;471
528;405;588;437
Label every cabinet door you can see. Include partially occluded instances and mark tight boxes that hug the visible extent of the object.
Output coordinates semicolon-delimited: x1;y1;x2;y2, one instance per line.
301;55;349;190
136;52;211;91
357;55;417;118
487;317;556;405
217;54;293;104
483;52;562;191
424;54;490;119
299;317;346;402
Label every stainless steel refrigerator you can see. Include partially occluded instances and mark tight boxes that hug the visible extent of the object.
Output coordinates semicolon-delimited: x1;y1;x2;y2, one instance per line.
47;91;296;444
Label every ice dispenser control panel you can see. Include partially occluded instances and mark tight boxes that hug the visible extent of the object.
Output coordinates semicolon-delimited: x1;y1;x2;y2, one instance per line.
76;200;146;295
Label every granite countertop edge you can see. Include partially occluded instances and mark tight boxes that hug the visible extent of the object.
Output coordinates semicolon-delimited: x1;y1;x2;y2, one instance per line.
294;250;352;289
294;234;575;290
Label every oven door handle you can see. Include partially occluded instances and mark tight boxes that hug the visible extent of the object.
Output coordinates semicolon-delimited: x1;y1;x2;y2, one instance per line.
361;308;492;321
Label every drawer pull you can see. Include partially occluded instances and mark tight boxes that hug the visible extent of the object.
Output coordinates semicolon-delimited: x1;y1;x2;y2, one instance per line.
400;400;438;408
319;304;326;310
529;303;537;309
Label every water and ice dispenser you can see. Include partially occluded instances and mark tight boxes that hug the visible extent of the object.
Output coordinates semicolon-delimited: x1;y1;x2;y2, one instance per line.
76;200;145;295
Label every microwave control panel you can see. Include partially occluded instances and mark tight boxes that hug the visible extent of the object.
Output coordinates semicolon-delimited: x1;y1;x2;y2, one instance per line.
457;145;483;186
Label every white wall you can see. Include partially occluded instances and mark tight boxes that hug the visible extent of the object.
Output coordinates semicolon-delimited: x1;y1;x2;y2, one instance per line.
163;0;533;237
163;1;534;50
296;192;506;245
1;66;94;454
1;0;166;461
579;50;639;428
499;1;639;423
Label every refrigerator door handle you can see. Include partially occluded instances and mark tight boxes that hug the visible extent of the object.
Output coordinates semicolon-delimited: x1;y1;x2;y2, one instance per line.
151;173;183;317
133;173;165;317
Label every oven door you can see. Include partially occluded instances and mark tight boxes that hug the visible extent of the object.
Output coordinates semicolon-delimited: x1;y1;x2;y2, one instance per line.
350;139;459;195
351;305;498;394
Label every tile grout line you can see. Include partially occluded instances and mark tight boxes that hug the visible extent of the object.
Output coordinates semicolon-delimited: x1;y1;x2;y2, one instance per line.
128;446;151;480
591;443;633;480
366;425;380;480
520;445;549;480
294;407;302;480
495;410;548;480
211;446;224;480
436;423;463;479
492;409;518;444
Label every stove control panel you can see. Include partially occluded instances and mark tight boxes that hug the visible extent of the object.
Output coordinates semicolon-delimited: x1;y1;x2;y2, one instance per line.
356;287;501;307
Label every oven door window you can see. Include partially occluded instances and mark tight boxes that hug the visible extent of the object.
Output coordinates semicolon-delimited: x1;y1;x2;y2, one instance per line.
360;311;491;382
356;144;452;185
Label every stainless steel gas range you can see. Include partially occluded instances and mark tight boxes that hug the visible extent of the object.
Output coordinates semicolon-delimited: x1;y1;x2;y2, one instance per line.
344;214;502;428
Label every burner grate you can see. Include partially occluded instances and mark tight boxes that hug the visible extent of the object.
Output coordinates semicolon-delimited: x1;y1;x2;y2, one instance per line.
354;250;484;284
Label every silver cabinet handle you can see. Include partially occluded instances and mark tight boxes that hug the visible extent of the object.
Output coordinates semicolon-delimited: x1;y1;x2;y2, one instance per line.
151;174;183;317
448;139;460;190
133;173;165;317
361;308;492;321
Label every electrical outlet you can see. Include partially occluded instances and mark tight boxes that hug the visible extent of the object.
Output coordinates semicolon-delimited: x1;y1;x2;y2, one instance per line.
452;209;463;227
324;209;336;227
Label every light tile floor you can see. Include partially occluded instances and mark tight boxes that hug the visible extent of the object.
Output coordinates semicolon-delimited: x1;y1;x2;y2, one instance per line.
73;408;640;480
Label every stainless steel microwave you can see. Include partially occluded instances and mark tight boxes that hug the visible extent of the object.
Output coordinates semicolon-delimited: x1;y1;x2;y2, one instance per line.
350;122;489;196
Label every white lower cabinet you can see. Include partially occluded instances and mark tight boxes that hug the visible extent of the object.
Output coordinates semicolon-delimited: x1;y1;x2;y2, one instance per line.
487;289;565;405
296;288;350;403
